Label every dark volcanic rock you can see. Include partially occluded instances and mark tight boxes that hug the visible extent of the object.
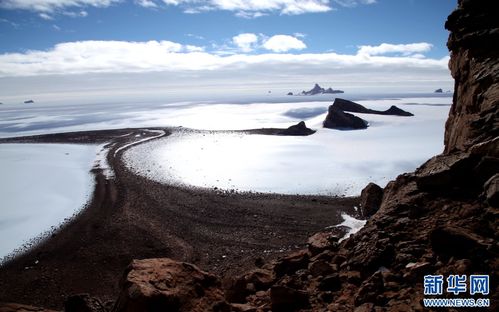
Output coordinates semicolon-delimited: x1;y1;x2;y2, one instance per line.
359;183;383;218
323;106;368;130
24;100;34;104
434;88;443;93
64;294;106;312
383;105;414;116
112;258;227;312
287;92;293;96
443;0;499;153
277;121;315;136
332;98;414;116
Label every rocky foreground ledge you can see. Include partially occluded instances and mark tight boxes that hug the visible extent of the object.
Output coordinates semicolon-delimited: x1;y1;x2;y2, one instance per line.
1;1;498;311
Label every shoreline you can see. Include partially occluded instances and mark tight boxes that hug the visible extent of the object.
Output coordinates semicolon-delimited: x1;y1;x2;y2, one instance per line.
0;127;359;309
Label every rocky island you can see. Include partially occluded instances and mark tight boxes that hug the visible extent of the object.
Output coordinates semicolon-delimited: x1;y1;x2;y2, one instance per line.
299;84;344;96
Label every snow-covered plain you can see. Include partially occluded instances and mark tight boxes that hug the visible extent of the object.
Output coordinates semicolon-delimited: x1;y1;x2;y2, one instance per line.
0;144;97;260
123;96;451;196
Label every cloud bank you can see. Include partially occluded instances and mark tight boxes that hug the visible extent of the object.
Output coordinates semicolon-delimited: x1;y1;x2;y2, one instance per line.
0;39;452;101
0;40;449;78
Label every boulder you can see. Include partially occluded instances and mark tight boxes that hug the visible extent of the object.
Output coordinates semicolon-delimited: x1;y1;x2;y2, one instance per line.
270;285;309;311
359;183;383;218
111;258;226;312
287;92;293;96
307;231;340;255
318;273;342;291
434;88;443;93
273;250;310;278
308;259;335;277
277;121;315;136
323;106;368;130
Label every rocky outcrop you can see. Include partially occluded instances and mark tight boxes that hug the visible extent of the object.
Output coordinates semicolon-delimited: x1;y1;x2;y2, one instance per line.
323;106;368;130
301;84;344;95
434;88;443;93
358;183;383;218
332;98;414;117
112;258;228;312
443;0;499;153
277;121;316;136
24;100;34;104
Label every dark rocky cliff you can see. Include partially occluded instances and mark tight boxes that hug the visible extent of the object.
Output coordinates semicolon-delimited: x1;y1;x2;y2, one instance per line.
443;0;499;153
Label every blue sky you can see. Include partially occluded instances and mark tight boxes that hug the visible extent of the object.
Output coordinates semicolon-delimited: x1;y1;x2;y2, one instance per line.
0;0;457;102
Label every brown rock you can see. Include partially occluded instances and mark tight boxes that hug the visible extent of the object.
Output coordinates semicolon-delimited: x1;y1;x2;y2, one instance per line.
444;0;499;153
225;269;274;303
0;303;57;312
430;226;488;259
359;183;383;218
307;231;339;255
318;273;342;291
308;259;335;277
112;258;226;312
340;270;362;286
354;271;384;306
273;249;309;278
270;285;309;312
65;294;106;312
484;173;499;207
354;303;375;312
230;303;257;312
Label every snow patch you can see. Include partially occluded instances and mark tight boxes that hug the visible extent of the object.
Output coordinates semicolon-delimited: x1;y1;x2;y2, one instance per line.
93;143;115;179
337;213;367;242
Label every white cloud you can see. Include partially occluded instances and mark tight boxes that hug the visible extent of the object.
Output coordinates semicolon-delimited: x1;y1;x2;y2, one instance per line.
357;42;434;57
39;12;53;20
332;0;376;7
0;0;120;12
232;33;259;52
262;35;307;52
161;0;332;16
62;10;89;17
136;0;158;8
